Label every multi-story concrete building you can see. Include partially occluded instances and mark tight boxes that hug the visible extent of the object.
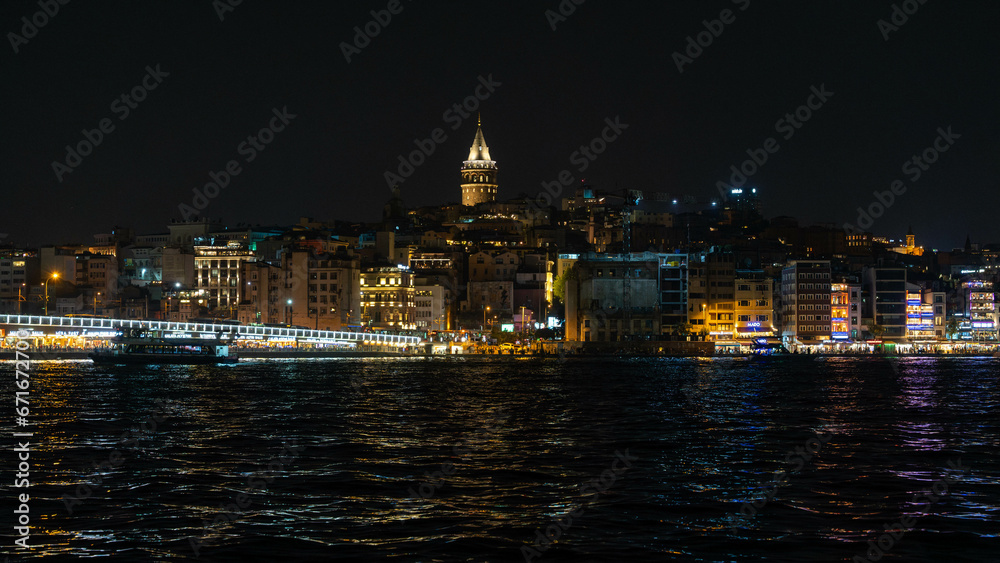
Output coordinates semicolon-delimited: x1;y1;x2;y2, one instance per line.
781;260;832;350
735;270;774;341
240;261;283;325
415;285;446;331
411;256;459;330
513;254;553;324
964;280;996;342
658;253;688;334
285;250;361;330
121;246;162;287
361;266;415;330
194;242;257;317
40;246;77;282
564;252;660;342
162;247;195;288
468;250;520;282
468;280;514;314
240;250;361;329
863;267;908;341
923;289;947;339
0;252;38;301
162;288;210;322
906;284;936;341
687;251;736;340
411;252;458;271
75;252;118;298
168;218;224;248
831;280;862;342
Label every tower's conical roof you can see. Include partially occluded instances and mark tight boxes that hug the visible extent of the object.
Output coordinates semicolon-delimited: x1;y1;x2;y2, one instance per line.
467;117;492;162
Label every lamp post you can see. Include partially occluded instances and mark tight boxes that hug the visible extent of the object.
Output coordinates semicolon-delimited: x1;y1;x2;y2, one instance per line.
520;305;527;335
701;303;707;341
17;283;25;315
286;299;293;325
483;305;490;331
44;273;59;316
94;292;101;315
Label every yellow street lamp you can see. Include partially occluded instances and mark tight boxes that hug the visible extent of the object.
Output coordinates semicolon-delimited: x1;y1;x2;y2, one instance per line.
17;283;25;315
701;303;707;341
44;272;60;316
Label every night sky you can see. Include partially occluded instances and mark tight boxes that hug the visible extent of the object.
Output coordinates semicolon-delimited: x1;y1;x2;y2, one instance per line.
3;0;997;250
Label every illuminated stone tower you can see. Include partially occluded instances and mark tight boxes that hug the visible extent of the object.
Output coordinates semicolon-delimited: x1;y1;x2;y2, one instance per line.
460;117;498;206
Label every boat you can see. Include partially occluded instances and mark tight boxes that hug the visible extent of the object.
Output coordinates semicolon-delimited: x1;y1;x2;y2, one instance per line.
89;328;239;365
749;339;791;357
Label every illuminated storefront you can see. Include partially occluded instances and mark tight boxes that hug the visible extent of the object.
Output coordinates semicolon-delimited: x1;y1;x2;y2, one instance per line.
735;271;774;342
964;281;996;342
831;283;851;343
906;291;935;340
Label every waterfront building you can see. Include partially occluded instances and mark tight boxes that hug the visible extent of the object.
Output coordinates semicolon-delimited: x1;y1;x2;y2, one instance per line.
564;252;660;342
906;284;936;341
735;270;774;341
513;253;553;323
194;242;257;316
162;288;210;322
923;288;947;339
658;253;688;334
831;280;862;343
411;254;460;329
75;252;118;300
0;251;38;301
963;279;996;342
280;249;361;330
415;284;447;331
361;266;416;330
239;261;282;325
863;267;908;341
781;260;832;351
687;251;736;341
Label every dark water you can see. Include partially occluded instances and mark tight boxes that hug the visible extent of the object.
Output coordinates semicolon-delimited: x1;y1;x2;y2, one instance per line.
2;356;1000;562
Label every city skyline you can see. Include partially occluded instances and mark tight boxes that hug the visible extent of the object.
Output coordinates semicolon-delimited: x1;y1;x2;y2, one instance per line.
5;4;1000;561
3;1;999;249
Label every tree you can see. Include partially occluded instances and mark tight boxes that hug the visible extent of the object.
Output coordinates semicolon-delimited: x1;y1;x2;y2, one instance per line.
868;323;885;340
552;265;578;304
946;319;960;341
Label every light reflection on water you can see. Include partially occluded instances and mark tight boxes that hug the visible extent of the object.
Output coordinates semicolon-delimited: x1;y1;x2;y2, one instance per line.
2;356;998;561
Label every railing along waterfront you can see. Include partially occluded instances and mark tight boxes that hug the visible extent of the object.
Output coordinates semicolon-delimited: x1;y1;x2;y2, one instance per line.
0;315;422;346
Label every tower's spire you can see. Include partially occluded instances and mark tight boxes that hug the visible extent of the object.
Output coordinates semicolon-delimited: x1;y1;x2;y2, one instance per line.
467;120;492;162
478;113;481;127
